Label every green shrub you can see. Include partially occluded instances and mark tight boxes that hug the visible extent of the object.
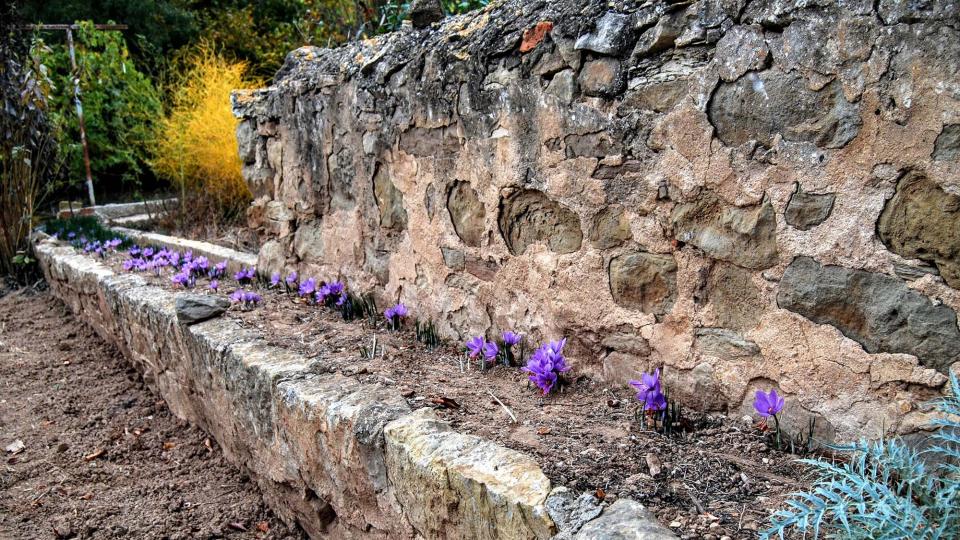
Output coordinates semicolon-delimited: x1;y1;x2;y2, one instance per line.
764;374;960;539
35;21;162;191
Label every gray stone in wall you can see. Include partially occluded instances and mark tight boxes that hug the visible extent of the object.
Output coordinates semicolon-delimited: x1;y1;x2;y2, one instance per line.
671;193;778;270
933;124;960;161
708;69;861;149
609;252;677;316
498;189;582;255
589;206;633;249
373;164;408;231
877;172;960;289
579;58;626;98
784;186;836;231
574;12;636;56
778;256;960;373
447;181;486;247
714;25;769;82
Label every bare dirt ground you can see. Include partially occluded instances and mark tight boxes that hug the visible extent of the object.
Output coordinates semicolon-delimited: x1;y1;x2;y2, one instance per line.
0;286;305;540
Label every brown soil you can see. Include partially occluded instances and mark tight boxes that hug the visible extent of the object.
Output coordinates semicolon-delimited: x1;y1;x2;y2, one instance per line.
0;287;305;540
98;247;811;540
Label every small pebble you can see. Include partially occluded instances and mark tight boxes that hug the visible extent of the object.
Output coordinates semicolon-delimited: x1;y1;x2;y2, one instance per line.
669;521;682;528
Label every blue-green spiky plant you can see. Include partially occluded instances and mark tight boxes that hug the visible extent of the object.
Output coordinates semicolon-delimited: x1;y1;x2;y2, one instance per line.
763;373;960;539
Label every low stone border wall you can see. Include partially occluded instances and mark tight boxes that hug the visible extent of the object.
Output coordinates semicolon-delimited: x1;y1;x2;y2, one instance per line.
34;234;676;540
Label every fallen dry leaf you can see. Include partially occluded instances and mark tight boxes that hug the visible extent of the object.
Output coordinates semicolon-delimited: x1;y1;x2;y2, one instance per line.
428;395;460;409
536;427;551;435
256;521;270;533
162;441;176;451
83;448;105;461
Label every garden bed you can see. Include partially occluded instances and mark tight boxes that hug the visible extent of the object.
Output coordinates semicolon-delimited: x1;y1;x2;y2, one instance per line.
55;230;812;540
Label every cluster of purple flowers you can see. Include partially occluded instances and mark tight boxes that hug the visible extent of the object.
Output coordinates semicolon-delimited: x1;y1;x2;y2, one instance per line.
230;289;262;308
629;369;666;412
317;281;347;306
234;266;256;283
384;303;408;329
466;336;499;363
465;331;523;367
81;237;122;258
523;338;570;394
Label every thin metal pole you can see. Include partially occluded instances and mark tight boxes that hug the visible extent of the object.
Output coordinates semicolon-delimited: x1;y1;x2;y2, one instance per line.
65;27;96;207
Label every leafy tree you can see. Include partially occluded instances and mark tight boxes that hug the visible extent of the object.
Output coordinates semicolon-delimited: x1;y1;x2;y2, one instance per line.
36;21;162;192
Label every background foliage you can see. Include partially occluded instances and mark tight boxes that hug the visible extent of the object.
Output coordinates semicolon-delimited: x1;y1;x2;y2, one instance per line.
36;22;162;194
151;45;255;223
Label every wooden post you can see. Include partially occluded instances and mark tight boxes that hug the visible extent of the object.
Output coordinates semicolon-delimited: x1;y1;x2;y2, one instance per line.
64;27;96;207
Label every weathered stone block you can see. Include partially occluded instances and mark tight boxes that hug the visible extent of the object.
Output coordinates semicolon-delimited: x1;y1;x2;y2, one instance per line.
498;189;582;255
609;252;677;316
877;172;960;288
778;256;960;373
671;194;778;270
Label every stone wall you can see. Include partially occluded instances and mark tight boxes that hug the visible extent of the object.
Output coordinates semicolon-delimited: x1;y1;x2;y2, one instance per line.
33;235;676;539
231;0;960;440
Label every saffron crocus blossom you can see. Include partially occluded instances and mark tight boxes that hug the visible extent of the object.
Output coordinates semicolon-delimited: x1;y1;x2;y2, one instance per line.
209;280;219;291
230;289;244;303
285;271;298;285
384;303;408;330
753;389;785;418
270;272;281;287
502;331;522;347
482;341;499;363
209;261;227;279
317;281;345;305
523;338;570;394
171;271;194;288
336;292;348;307
299;278;317;297
67;232;76;240
142;247;154;258
234;267;255;283
629;369;666;411
466;336;485;358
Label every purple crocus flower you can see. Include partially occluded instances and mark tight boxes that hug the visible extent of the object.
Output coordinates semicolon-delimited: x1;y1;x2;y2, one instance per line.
285;271;298;285
234;266;256;283
299;278;317;297
209;261;227;278
502;331;522;347
629;369;663;410
753;389;785;418
142;247;154;258
230;289;244;303
242;291;262;304
466;336;485;358
128;245;140;256
482;341;499;362
384;303;408;329
523;338;570;394
270;272;281;287
336;292;348;306
209;280;219;291
67;232;76;240
171;271;193;288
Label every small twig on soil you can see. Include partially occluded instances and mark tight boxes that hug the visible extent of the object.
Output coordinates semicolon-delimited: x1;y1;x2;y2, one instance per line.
487;391;517;424
82;448;105;461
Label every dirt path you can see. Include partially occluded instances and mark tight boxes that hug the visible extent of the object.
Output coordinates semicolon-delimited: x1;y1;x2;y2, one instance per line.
0;288;305;540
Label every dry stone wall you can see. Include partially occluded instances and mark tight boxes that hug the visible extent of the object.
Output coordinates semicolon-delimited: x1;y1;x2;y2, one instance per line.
34;235;676;539
232;0;960;440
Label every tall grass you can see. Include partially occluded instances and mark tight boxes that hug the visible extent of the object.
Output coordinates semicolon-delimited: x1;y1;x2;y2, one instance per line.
151;45;256;227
